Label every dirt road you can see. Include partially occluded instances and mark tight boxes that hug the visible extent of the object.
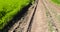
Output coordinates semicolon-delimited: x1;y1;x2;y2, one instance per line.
31;0;60;32
31;0;49;32
8;0;60;32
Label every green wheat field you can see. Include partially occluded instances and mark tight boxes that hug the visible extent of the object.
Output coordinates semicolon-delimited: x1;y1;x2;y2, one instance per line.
0;0;30;29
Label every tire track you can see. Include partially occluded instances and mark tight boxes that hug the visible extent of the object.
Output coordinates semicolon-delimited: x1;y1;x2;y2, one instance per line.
31;0;49;32
42;0;60;32
26;0;39;32
8;0;38;32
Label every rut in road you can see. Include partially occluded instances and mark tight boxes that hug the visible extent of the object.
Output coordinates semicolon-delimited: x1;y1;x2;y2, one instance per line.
26;0;39;32
8;0;38;32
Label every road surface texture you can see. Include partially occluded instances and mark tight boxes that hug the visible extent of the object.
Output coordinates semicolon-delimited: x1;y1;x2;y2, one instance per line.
8;0;60;32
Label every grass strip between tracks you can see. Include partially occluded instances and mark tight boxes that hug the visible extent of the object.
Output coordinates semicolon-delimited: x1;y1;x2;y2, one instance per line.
46;11;55;32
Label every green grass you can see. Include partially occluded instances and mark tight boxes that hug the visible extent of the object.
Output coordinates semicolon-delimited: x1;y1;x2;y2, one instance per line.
52;0;60;4
51;0;60;6
0;0;30;29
